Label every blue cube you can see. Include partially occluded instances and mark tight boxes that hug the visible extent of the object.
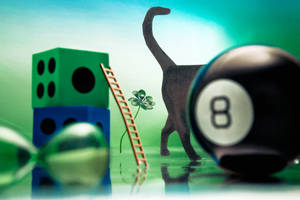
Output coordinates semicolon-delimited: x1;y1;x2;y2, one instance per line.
32;106;111;190
33;106;110;148
32;167;62;197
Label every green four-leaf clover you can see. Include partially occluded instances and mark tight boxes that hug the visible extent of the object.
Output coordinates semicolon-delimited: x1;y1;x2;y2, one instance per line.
128;89;155;110
120;89;155;153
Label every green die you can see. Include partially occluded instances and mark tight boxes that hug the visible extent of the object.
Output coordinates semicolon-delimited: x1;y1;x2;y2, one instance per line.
32;48;109;108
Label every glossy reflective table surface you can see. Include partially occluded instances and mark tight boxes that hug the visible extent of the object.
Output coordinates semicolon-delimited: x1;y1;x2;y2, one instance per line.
1;147;300;199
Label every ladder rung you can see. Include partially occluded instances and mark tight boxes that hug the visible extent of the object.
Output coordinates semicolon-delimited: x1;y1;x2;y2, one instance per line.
110;81;118;85
121;106;130;110
139;158;147;162
123;112;132;115
132;137;140;140
107;75;116;80
119;100;127;103
105;68;113;73
128;124;135;127
113;88;122;91
134;144;142;147
136;151;144;154
116;94;124;97
130;130;138;133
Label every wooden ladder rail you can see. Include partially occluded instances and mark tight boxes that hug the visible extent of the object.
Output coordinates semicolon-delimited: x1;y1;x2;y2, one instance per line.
100;63;148;167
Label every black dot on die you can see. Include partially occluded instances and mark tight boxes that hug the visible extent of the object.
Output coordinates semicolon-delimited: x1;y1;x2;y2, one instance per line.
37;83;44;98
37;60;45;75
48;58;56;73
72;67;95;93
40;118;56;135
96;122;103;129
63;118;77;126
39;177;55;186
48;81;55;98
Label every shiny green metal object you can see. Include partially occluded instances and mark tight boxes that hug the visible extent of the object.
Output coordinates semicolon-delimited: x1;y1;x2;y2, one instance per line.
38;123;109;186
0;125;37;187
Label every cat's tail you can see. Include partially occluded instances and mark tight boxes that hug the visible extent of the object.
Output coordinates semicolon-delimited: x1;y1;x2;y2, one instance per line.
143;7;176;71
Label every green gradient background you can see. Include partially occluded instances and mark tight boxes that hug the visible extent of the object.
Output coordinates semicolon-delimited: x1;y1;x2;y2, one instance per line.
1;0;300;155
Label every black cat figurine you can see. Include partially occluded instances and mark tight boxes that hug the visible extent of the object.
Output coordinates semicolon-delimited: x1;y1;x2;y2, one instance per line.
143;7;202;160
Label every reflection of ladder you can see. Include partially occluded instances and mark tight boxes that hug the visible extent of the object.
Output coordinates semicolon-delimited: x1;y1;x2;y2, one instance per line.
100;64;148;167
131;168;148;194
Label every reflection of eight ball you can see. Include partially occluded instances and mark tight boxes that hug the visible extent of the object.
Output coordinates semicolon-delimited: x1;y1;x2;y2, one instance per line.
188;45;300;175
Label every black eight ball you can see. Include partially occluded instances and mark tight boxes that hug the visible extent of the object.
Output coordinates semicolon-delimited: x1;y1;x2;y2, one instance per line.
188;45;300;176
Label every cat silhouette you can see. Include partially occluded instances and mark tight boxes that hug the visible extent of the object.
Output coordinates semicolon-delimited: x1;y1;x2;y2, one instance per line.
143;7;202;160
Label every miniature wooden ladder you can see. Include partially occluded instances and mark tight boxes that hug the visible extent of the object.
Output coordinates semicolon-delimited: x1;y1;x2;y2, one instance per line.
100;64;148;167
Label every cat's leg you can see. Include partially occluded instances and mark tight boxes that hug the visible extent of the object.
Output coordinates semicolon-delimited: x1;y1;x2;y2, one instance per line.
178;129;201;160
161;116;175;156
177;117;201;160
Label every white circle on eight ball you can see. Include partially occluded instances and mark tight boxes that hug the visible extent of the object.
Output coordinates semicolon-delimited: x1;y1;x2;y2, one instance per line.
195;79;254;146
